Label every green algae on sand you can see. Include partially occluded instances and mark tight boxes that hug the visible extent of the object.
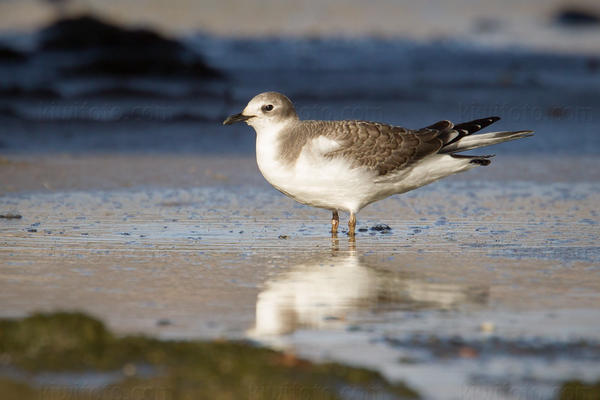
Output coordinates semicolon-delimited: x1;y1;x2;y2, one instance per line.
0;312;420;399
559;380;600;400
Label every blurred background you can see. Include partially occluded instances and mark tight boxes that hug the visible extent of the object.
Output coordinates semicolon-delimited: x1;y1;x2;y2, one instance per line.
0;0;599;191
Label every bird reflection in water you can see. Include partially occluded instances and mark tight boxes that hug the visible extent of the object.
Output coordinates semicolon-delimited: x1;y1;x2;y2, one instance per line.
249;238;488;337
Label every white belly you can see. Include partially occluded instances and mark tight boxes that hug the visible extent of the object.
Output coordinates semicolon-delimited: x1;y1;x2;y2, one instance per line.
257;148;375;213
256;131;477;213
256;132;382;212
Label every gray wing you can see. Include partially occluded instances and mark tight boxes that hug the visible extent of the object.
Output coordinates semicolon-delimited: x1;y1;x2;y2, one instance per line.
315;120;442;176
313;116;500;176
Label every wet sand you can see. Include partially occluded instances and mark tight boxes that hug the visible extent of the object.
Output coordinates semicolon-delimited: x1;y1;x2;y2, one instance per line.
1;163;599;398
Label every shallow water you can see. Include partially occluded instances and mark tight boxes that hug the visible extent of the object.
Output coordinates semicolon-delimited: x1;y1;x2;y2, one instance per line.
1;180;599;399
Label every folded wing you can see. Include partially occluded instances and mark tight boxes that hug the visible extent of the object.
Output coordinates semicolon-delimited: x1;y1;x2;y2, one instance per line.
319;117;532;176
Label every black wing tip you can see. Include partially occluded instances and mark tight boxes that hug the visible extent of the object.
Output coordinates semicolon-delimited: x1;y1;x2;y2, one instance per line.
453;116;501;135
470;158;492;166
451;153;495;166
474;116;501;126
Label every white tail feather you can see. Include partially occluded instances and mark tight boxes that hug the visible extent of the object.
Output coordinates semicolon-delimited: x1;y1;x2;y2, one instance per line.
440;130;533;153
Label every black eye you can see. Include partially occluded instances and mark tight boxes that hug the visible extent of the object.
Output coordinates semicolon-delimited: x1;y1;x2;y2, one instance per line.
262;104;274;112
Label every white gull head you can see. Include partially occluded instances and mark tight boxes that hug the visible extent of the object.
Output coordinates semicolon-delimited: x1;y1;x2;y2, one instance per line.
222;91;299;132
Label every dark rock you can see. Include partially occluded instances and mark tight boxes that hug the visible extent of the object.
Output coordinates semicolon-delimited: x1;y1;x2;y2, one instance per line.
39;16;222;79
0;86;61;99
555;7;600;26
370;224;392;232
0;106;17;118
0;45;27;62
40;15;182;51
0;213;22;219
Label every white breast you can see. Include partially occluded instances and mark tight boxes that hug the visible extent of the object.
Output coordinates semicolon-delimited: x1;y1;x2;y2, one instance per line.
256;127;380;213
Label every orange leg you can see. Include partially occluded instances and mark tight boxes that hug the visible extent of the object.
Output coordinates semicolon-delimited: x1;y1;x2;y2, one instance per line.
331;210;339;234
348;212;356;237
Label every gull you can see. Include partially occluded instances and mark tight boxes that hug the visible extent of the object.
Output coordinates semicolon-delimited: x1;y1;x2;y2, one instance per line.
223;92;533;236
249;248;485;337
